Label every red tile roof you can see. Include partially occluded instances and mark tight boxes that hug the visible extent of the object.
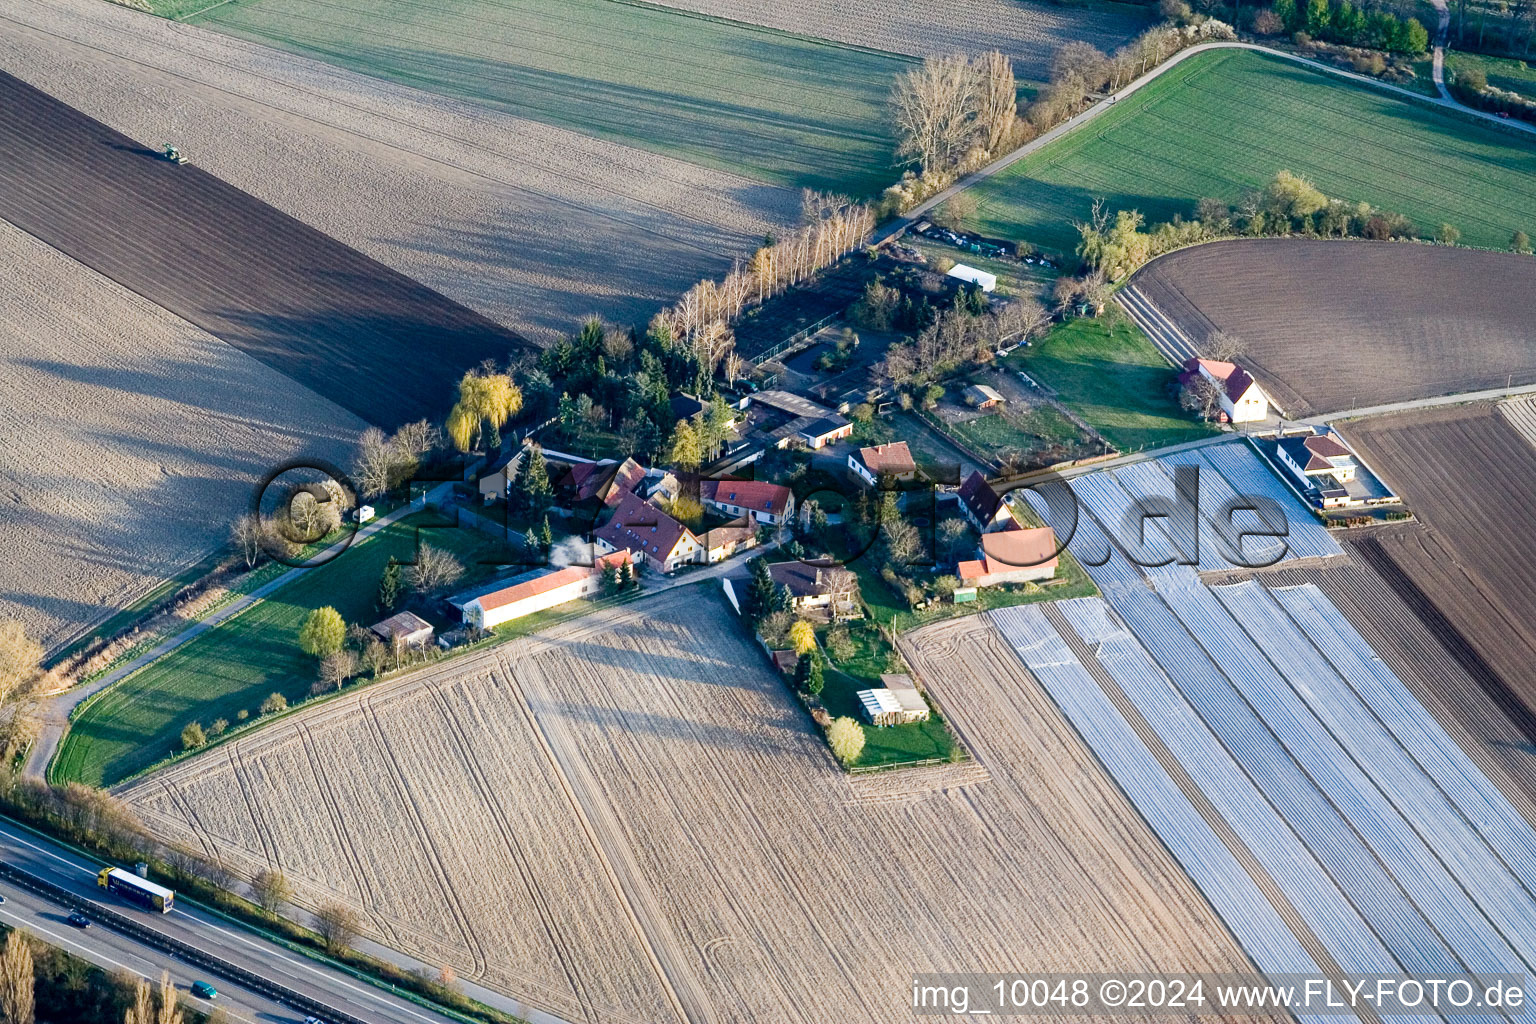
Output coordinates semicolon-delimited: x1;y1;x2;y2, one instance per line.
595;491;696;561
980;527;1060;572
1188;357;1260;404
702;478;793;516
476;565;595;612
855;441;916;476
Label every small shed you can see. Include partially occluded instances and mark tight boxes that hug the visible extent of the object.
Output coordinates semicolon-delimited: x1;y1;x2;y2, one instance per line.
354;504;375;523
964;384;1005;409
370;610;434;649
947;264;997;293
857;687;905;728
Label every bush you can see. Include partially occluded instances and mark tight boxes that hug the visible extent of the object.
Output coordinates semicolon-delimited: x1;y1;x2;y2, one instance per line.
827;717;866;765
259;692;289;716
208;718;228;737
1252;8;1283;34
788;620;817;656
1514;230;1533;254
179;722;207;751
1350;52;1386;75
236;709;250;721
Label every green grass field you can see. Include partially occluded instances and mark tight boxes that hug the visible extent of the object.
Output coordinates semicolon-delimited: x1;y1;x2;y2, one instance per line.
54;514;498;788
960;48;1536;252
181;0;911;195
814;621;956;767
1008;318;1218;451
1446;50;1536;98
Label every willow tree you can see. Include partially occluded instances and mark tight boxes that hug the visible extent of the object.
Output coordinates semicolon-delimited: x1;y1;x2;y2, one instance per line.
447;371;523;453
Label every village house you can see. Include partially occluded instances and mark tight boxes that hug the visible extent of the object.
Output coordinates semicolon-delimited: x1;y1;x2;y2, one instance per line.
448;551;629;630
477;448;524;503
699;516;758;564
700;478;795;527
558;456;647;508
369;610;434;650
847;441;917;487
957;471;1017;533
957;525;1060;588
1182;357;1270;423
593;491;701;572
766;560;859;618
1274;429;1360;508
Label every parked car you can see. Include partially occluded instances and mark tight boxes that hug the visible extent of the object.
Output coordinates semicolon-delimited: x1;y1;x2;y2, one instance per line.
190;981;217;999
66;912;89;928
0;893;8;904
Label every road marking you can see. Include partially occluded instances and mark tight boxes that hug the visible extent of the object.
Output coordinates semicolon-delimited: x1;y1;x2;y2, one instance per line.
0;825;445;1024
0;907;260;1024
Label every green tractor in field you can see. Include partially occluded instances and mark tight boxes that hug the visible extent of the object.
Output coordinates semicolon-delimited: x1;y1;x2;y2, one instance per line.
161;144;187;165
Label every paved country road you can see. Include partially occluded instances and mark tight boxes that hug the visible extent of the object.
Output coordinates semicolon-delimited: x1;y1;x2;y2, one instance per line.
0;817;463;1024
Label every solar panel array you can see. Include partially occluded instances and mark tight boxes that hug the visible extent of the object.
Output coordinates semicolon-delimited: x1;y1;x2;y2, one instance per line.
994;444;1536;1018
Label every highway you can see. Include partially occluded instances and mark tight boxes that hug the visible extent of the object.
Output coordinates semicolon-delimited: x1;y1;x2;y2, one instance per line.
0;818;461;1024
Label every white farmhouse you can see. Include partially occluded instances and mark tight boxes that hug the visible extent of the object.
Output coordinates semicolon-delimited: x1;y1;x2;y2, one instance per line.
1183;357;1270;423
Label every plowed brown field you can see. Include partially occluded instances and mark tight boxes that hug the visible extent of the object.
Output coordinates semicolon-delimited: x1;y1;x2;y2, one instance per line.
0;69;529;429
121;591;1276;1024
1131;240;1536;417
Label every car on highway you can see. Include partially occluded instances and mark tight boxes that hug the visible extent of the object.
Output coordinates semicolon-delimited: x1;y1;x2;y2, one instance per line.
190;981;217;999
66;912;89;928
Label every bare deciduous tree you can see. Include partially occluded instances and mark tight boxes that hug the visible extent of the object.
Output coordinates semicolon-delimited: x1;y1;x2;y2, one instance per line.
0;930;33;1024
1180;374;1224;421
155;971;182;1024
993;299;1051;346
123;976;153;1024
891;54;979;173
1205;330;1244;362
317;650;359;692
973;50;1017;153
314;903;364;955
407;544;465;596
230;514;264;571
250;868;291;914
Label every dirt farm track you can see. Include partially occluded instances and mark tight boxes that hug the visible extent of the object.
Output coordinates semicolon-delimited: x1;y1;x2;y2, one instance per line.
122;589;1278;1024
1129;240;1536;417
0;70;529;429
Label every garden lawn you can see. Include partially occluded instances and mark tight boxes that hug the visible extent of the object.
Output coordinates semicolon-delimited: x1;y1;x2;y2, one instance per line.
960;48;1536;252
54;513;495;788
816;621;955;767
1009;318;1217;451
183;0;912;195
847;548;1098;635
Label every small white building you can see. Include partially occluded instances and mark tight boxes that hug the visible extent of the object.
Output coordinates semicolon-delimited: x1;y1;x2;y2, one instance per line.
848;441;917;487
1183;357;1270;423
947;264;997;293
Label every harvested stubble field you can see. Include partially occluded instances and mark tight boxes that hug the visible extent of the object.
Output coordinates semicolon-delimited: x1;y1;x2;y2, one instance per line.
962;48;1536;254
0;220;363;652
186;0;911;196
122;591;1276;1024
0;0;799;343
1129;239;1536;417
0;68;531;429
642;0;1153;81
1338;405;1536;719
